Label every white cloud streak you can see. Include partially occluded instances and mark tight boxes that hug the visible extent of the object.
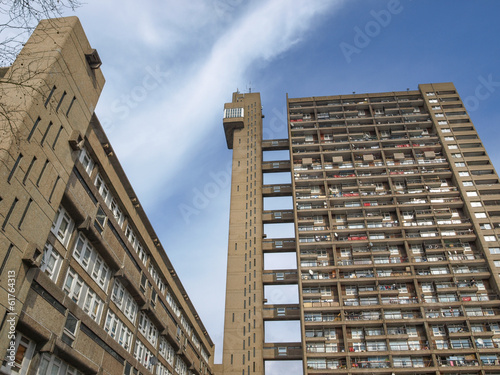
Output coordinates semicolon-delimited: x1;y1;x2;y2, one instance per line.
105;0;343;206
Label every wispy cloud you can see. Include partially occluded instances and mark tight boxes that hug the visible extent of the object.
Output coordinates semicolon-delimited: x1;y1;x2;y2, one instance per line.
99;0;343;206
76;0;345;367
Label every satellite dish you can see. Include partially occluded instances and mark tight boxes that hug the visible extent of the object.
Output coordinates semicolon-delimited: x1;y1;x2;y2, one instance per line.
477;338;484;344
309;269;314;276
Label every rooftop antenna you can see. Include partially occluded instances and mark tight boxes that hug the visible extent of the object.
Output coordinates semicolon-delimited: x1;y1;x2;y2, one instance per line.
249;81;252;93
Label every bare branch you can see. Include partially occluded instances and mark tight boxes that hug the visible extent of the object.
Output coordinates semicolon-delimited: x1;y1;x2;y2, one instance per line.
0;0;82;65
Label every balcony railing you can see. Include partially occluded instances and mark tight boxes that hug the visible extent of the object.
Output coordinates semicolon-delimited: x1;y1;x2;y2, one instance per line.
306;360;348;370
437;359;479;367
350;360;390;369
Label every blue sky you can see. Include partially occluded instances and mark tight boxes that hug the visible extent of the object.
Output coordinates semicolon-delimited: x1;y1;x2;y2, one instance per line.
63;0;500;372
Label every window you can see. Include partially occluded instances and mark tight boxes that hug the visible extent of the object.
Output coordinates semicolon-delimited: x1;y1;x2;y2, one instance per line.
72;232;110;291
448;145;458;150
366;341;387;351
463;181;473;186
40;121;53;146
438;120;448;125
180;314;193;338
134;340;154;370
94;206;107;233
430;267;448;275
313;215;323;224
51;126;63;149
174;356;187;375
166;291;181;317
458;171;469;177
223;107;244;119
159;336;175;365
452;153;462;158
62;313;78;346
149;264;166;294
73;233;92;268
489;248;500;254
494;261;500;267
78;147;94;176
450;338;471;349
104;310;133;351
83;289;103;322
138;312;158;346
475;212;487;218
0;333;34;374
63;268;103;322
56;91;67;112
345;286;357;295
466;191;478;197
156;362;172;375
444;136;454;141
37;353;83;375
51;206;74;248
432;326;445;336
63;268;83;303
140;273;148;295
7;153;23;183
40;242;62;282
470;201;482;207
66;96;76;117
390;341;408;351
91;254;110;290
125;225;148;265
435;340;449;349
110;199;124;227
27;117;41;142
95;174;111;205
484;235;496;242
480;223;492;230
455;162;465;167
137;244;148;265
111;279;138;323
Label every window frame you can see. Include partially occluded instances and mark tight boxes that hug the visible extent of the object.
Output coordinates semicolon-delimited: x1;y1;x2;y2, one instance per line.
51;206;74;248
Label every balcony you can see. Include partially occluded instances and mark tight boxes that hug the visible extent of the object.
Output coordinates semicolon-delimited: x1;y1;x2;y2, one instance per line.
223;108;244;149
263;343;302;360
262;184;293;197
262;160;291;173
306;343;343;354
423;177;441;187
263;304;301;320
262;139;289;151
262;210;294;223
262;238;296;252
262;270;298;285
301;271;335;281
437;358;479;368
